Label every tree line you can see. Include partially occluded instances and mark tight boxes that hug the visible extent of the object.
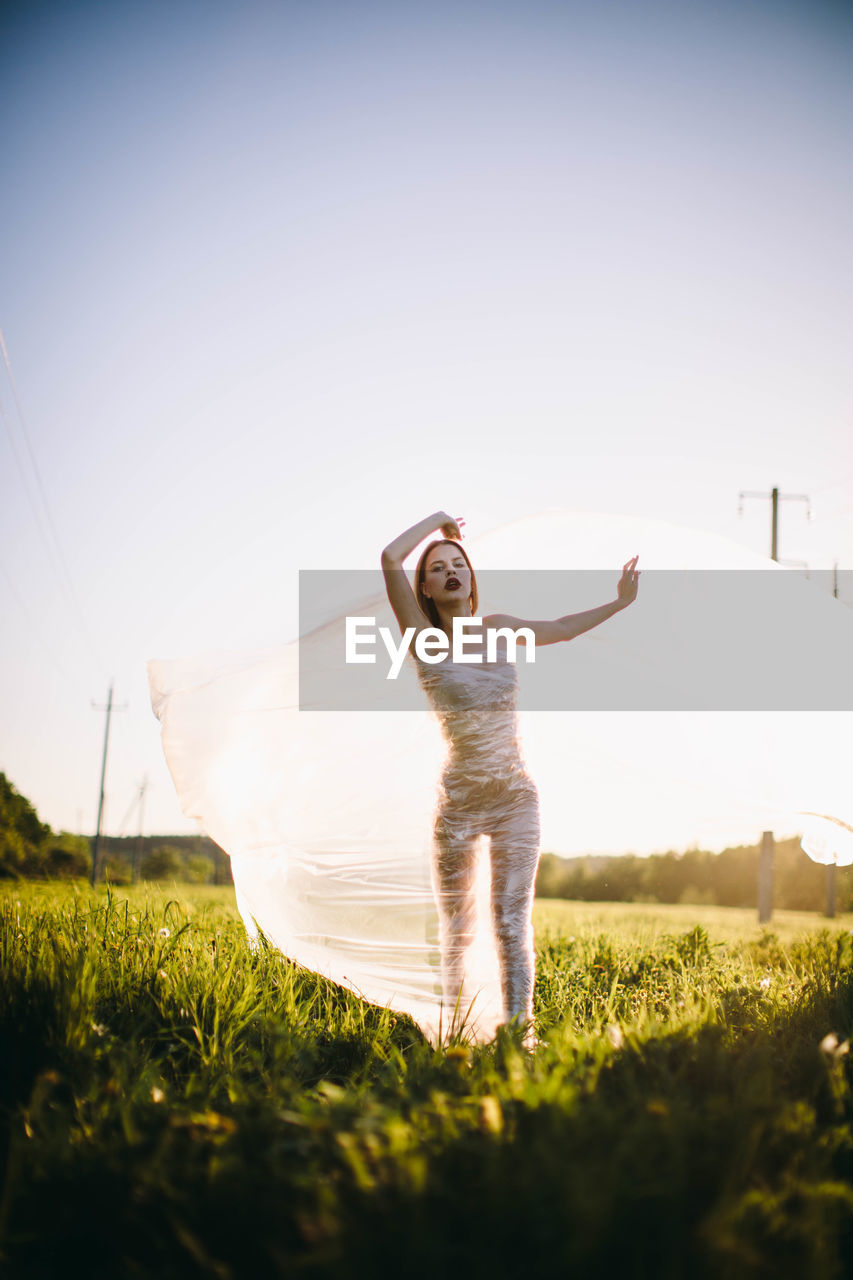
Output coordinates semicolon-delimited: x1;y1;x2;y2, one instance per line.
0;773;230;884
535;839;848;913
96;833;232;885
0;772;92;878
2;771;844;908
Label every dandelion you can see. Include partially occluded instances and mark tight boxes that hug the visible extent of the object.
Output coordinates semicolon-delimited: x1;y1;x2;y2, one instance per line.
478;1095;503;1134
445;1045;470;1065
605;1024;624;1050
151;1087;165;1103
158;927;171;939
819;1033;850;1059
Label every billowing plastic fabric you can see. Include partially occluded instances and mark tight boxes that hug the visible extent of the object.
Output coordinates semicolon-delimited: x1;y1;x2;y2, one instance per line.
148;635;538;1040
148;641;466;1041
416;653;541;1031
149;511;853;1043
800;814;853;868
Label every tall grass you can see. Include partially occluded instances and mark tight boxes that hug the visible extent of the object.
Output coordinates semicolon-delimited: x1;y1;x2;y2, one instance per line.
2;884;852;1278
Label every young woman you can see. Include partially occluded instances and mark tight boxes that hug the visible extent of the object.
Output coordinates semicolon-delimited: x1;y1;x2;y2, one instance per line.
382;510;640;1035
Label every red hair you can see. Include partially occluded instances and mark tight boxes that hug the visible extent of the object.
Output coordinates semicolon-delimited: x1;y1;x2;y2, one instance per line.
413;539;479;631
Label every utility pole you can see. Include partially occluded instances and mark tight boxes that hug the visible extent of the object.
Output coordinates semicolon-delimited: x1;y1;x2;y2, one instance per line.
133;776;149;883
827;558;839;916
738;486;810;562
739;488;810;926
90;683;128;886
758;830;775;924
825;861;837;919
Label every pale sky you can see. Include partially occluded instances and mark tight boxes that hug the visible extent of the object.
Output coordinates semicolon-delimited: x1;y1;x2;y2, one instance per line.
2;0;852;853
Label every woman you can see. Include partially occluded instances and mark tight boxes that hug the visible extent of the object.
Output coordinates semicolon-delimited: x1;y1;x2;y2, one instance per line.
382;510;640;1035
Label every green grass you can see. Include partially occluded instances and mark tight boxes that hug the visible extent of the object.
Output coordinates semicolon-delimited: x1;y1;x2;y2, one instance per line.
2;883;853;1278
535;896;853;943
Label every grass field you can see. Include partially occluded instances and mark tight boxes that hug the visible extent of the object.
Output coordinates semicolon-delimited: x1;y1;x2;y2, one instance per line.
2;882;853;1278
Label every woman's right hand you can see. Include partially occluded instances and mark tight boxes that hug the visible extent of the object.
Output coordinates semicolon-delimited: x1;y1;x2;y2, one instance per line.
437;512;465;540
383;511;465;636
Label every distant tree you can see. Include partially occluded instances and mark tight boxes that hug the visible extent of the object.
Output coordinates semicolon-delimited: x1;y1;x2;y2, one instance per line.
184;854;214;884
535;837;853;913
102;855;132;885
535;853;571;898
0;773;50;878
0;828;30;878
141;845;184;880
43;832;92;879
678;883;716;907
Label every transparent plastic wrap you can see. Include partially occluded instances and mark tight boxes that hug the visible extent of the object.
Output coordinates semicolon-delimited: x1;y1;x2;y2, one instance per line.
147;630;539;1040
416;653;541;1031
800;814;853;868
148;633;473;1043
149;511;853;1044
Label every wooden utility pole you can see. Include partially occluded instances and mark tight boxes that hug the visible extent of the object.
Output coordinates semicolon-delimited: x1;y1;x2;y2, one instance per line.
825;862;837;919
90;683;127;886
822;564;843;918
758;831;775;924
738;486;810;562
739;489;810;926
133;777;149;883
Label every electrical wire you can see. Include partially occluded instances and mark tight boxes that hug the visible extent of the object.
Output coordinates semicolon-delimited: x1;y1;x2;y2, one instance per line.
0;554;91;694
0;329;104;670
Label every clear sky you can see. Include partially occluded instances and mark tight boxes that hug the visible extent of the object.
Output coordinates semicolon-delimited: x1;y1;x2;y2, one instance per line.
2;0;852;852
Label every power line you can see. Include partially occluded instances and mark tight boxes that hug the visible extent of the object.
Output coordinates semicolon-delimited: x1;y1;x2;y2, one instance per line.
117;784;143;836
135;777;149;884
117;775;149;837
90;683;128;886
0;329;103;669
0;555;90;694
114;775;151;882
0;395;55;557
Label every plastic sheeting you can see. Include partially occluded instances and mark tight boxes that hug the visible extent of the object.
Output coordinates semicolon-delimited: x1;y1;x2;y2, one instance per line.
148;643;460;1041
147;638;538;1040
149;511;853;1043
416;652;541;1032
800;814;853;868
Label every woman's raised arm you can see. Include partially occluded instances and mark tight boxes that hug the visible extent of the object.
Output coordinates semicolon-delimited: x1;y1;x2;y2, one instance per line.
381;511;464;568
381;511;465;635
485;556;640;647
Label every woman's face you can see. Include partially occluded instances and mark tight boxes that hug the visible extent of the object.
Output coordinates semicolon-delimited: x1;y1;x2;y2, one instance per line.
422;543;472;606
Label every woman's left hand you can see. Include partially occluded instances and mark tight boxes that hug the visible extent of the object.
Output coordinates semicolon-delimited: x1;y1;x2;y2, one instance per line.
617;555;640;606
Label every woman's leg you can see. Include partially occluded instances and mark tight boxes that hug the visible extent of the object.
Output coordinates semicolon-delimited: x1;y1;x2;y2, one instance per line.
432;814;480;1028
489;789;541;1026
